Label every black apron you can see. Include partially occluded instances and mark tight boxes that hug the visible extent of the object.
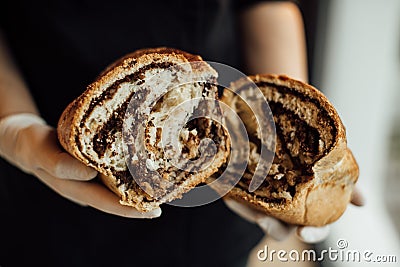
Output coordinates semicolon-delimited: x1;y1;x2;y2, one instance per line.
0;1;268;266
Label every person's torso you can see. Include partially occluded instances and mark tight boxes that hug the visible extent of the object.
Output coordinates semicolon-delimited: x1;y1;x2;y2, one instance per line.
0;1;263;266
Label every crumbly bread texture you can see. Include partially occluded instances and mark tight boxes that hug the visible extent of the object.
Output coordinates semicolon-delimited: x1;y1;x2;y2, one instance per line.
57;48;230;212
216;74;359;226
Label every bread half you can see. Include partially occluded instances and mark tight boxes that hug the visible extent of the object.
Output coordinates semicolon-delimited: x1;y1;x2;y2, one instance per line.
57;48;230;212
216;74;359;226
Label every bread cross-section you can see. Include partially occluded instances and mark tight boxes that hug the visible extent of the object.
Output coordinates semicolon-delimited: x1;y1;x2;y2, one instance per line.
58;48;230;212
216;74;359;226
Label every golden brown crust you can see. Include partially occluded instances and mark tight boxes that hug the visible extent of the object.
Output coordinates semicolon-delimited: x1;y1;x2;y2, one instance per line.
57;47;228;212
98;47;203;78
225;149;358;226
252;74;346;141
58;93;88;166
221;74;359;226
58;47;204;167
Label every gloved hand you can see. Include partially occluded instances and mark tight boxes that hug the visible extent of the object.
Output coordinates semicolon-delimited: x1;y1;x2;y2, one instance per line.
224;188;364;243
0;113;161;218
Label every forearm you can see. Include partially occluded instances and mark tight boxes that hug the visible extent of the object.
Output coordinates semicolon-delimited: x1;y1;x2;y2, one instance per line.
239;2;308;82
0;31;39;119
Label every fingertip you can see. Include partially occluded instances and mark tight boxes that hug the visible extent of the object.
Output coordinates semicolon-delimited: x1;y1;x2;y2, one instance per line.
296;226;330;244
69;157;98;180
351;188;365;206
147;207;162;218
54;153;97;180
80;166;98;180
126;207;162;219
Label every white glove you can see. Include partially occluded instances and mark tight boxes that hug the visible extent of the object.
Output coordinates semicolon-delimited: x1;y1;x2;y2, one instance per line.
0;113;161;218
224;188;364;243
224;198;329;243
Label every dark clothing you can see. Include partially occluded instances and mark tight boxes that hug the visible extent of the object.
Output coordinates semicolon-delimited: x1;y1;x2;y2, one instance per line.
0;1;269;266
1;0;244;126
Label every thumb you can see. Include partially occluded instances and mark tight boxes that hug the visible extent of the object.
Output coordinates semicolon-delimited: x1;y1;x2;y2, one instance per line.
50;152;98;180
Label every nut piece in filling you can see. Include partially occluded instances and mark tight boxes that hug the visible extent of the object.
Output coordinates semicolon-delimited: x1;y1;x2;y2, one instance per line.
57;48;230;212
212;74;358;226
